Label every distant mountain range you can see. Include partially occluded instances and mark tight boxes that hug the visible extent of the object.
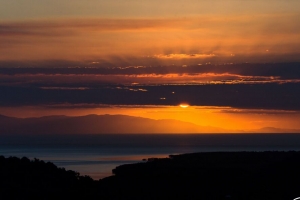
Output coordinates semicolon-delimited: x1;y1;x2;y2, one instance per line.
0;114;299;134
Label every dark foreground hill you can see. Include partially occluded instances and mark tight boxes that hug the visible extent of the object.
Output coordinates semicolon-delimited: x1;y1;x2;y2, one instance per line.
102;151;300;200
0;156;97;199
1;152;300;199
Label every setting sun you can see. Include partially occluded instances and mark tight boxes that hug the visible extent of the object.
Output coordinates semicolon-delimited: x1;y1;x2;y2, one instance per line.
180;104;189;108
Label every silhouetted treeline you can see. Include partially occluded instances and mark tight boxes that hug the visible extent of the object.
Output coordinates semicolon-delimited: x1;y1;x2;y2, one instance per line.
1;152;300;199
0;156;97;199
102;151;300;200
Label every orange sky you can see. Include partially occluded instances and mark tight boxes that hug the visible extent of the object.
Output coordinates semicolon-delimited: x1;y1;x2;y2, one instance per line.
1;0;300;133
1;14;300;63
1;105;300;131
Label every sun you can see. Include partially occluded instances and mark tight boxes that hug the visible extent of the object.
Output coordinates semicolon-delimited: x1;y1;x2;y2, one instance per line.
180;104;189;108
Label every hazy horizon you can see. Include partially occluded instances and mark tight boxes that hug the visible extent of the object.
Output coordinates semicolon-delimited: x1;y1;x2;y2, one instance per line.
1;112;300;134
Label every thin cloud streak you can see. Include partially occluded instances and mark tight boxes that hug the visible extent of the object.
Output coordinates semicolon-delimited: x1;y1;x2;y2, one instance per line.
219;109;300;115
1;62;300;77
0;18;191;36
1;62;300;86
1;73;299;86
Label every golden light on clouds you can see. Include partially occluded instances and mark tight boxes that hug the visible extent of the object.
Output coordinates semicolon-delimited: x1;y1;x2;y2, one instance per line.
1;73;292;86
1;13;300;62
153;54;215;59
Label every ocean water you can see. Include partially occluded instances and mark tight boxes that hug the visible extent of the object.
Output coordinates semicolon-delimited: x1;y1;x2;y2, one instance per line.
1;134;300;180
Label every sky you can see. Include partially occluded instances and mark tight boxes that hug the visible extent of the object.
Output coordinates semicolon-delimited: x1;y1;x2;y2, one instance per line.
0;0;300;132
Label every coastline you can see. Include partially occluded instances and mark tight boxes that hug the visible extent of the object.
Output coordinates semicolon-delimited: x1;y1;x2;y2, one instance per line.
1;151;300;199
2;133;300;180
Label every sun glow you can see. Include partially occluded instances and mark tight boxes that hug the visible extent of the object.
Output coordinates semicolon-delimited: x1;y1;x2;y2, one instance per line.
180;104;189;108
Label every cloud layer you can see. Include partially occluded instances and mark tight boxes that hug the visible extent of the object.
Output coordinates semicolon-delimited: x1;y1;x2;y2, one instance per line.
1;62;300;110
1;14;300;62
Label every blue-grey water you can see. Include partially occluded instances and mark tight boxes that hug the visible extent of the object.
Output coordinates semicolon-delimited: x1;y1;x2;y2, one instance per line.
1;134;300;179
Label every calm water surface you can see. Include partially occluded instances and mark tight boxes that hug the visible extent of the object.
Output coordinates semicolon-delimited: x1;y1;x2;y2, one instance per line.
1;134;300;179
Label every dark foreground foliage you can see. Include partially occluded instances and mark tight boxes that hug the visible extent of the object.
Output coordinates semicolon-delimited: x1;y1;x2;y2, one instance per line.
0;156;97;199
1;152;300;199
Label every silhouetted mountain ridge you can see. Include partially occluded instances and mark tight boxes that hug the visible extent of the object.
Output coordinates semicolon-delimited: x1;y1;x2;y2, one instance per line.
250;126;300;133
0;114;299;134
0;114;227;134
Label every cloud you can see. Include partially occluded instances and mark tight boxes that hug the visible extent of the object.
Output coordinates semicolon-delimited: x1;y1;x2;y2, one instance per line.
1;82;300;110
0;18;191;37
1;72;300;87
152;54;215;59
219;109;300;115
1;62;300;81
0;14;300;61
39;87;89;90
39;104;169;109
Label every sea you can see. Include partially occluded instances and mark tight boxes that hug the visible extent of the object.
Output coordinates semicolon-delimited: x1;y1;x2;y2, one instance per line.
1;134;300;180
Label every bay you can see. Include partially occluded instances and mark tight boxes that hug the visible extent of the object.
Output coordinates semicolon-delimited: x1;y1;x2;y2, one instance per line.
1;134;300;179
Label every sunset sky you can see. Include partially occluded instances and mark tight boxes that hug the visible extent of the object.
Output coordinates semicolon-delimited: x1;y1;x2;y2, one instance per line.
1;0;300;132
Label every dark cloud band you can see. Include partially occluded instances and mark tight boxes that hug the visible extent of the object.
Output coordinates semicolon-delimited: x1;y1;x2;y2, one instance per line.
1;83;300;110
1;62;299;79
